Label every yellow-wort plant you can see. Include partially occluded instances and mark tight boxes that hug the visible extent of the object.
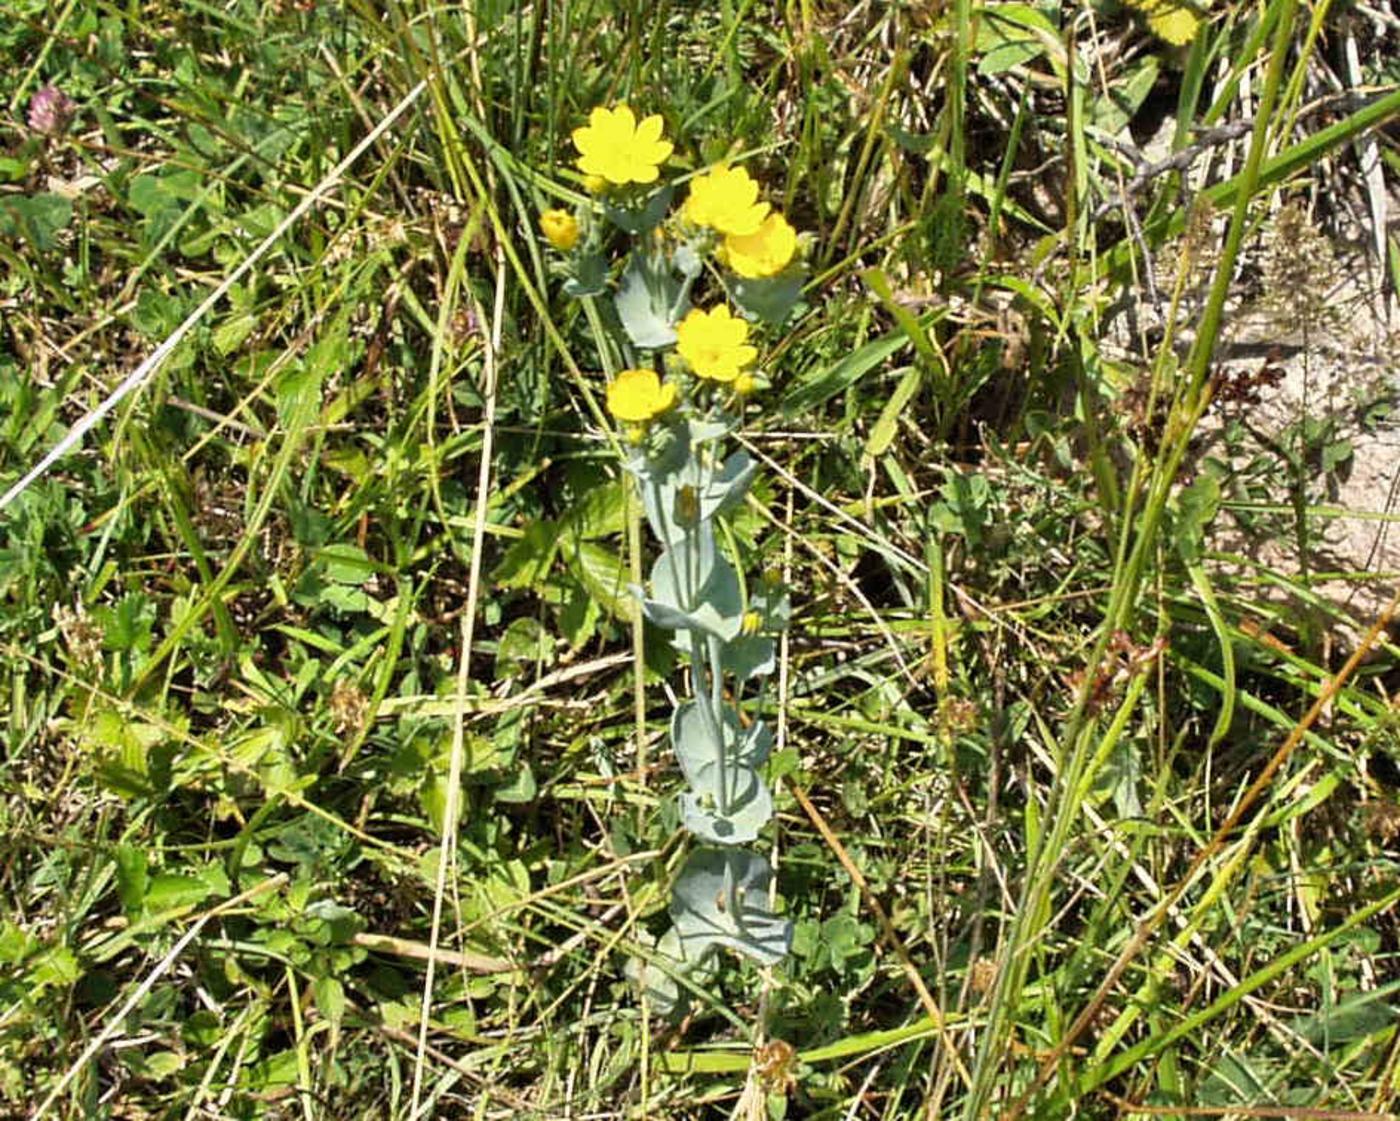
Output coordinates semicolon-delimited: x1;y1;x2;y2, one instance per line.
540;105;806;1013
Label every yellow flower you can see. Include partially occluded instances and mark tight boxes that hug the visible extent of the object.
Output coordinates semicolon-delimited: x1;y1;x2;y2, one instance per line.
606;368;677;423
733;372;758;396
676;305;757;383
539;209;580;251
723;212;798;278
572;104;673;187
684;165;769;236
1124;0;1203;44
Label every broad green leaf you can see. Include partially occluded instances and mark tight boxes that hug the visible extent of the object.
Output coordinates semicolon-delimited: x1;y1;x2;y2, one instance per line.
1092;55;1160;135
138;1051;184;1079
127;169;203;217
318;543;374;585
494;519;560;589
85;709;167;799
95;591;155;653
313;976;346;1026
212;312;257;355
31;945;81;990
145;873;212;912
863;365;922;459
1095;738;1143;818
318;584;375;614
1174;472;1220;562
493;763;537;804
114;845;149;914
0;923;36;965
244;1049;299;1094
973;3;1062;74
567;479;628;540
496;617;553;678
564;539;636;623
1292;982;1400;1045
559;578;600;648
0;193;72;252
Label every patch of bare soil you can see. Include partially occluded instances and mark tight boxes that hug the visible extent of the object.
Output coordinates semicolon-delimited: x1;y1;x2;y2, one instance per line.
1204;203;1400;629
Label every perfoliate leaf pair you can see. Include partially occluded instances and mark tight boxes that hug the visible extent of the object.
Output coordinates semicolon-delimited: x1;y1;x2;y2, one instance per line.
672;702;774;843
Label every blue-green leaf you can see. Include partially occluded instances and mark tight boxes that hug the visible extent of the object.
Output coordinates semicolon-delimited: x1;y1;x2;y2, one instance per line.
638;448;753;549
671;848;791;966
614;252;681;350
624;924;709;1018
563;251;608;297
726;270;804;325
604;186;673;235
642;539;742;641
721;635;775;682
672;703;773;843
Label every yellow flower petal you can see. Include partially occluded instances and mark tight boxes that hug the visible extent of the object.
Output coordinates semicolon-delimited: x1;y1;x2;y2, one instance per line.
685;165;770;237
1124;0;1203;44
1148;5;1199;44
724;212;798;278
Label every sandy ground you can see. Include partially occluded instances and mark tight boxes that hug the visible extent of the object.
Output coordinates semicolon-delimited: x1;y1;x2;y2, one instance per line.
1206;237;1400;628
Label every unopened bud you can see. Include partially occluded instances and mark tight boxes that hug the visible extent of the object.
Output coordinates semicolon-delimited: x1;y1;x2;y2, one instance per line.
539;208;580;251
675;484;700;526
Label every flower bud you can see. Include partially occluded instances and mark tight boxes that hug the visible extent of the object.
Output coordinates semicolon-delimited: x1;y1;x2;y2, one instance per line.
675;484;700;526
539;208;581;251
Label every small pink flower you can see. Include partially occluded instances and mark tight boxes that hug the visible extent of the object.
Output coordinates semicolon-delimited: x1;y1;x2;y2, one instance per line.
28;86;76;137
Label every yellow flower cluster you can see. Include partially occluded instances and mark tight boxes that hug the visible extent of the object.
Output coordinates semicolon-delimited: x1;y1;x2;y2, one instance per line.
554;106;802;426
686;165;798;278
